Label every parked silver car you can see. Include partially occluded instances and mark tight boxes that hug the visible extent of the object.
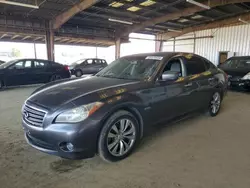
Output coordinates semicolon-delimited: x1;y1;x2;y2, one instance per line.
69;58;108;77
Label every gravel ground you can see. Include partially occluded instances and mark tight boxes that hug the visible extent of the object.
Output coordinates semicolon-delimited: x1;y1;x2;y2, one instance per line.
0;86;250;188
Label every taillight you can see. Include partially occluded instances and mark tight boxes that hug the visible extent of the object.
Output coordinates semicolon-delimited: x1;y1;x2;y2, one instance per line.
64;65;69;71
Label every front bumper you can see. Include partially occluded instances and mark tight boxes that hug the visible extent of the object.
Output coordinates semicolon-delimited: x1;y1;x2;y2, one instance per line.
22;118;101;160
228;79;250;89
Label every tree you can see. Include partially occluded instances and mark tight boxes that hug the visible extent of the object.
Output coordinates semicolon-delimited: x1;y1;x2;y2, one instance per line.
11;48;21;58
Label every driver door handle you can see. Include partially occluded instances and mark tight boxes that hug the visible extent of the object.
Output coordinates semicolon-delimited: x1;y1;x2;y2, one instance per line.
184;83;192;87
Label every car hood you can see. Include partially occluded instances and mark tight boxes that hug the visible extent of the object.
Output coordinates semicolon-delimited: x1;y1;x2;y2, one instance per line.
27;76;140;110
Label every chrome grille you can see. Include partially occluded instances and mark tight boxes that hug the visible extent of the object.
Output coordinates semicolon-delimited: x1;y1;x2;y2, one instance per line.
22;104;46;127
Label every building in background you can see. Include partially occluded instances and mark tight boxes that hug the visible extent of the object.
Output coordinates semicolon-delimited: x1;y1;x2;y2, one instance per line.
162;24;250;65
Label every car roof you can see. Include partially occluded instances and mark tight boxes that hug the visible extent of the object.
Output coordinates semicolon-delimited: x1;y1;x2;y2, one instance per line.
86;58;106;60
229;56;250;59
122;52;195;59
15;58;55;62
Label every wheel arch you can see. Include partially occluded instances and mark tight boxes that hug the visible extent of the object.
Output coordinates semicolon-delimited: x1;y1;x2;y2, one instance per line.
99;104;144;139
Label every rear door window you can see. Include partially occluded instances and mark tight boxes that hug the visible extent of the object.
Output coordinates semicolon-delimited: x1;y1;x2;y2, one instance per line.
87;59;93;64
93;59;100;64
204;59;216;69
24;60;32;68
34;60;47;68
185;56;206;75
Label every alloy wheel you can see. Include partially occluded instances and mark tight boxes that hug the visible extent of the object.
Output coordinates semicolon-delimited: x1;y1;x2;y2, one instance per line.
76;71;82;77
107;119;136;157
211;92;221;114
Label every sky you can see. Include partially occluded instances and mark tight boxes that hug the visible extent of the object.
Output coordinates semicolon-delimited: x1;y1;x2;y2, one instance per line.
0;33;155;65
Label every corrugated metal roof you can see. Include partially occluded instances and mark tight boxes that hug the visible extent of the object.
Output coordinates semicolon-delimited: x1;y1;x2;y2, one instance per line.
0;0;250;45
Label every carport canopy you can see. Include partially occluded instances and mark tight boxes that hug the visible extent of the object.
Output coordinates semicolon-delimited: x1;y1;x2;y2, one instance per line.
0;0;250;60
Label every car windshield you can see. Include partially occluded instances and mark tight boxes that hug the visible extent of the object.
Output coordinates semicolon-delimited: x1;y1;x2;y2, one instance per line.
223;58;250;68
0;60;17;69
96;56;161;80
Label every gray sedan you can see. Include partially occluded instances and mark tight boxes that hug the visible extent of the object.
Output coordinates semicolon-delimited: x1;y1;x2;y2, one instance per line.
70;58;108;77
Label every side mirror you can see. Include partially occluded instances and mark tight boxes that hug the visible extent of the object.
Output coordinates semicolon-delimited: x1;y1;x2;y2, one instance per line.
161;71;179;81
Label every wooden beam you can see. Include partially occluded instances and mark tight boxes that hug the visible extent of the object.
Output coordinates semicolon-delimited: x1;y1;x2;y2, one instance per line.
59;38;71;43
160;12;250;40
0;34;7;39
22;36;31;40
122;0;250;36
11;35;20;39
53;0;100;30
34;36;43;41
54;37;61;42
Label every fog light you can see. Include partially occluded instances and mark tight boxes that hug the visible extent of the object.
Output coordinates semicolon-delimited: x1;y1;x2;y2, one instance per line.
66;143;74;151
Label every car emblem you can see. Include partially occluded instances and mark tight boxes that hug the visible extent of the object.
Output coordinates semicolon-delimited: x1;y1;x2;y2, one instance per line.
24;111;29;118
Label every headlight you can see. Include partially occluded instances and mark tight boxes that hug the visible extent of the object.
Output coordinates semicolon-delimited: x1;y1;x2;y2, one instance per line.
242;73;250;80
55;102;103;123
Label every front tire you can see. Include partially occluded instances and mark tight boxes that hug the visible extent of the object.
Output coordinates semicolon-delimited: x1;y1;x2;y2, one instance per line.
207;91;222;117
75;70;83;77
98;110;140;162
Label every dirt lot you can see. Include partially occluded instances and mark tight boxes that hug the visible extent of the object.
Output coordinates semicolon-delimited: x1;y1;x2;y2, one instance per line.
0;87;250;188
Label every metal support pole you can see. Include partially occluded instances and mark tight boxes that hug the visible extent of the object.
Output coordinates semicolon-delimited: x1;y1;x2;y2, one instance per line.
193;33;196;53
173;37;176;52
96;47;98;58
155;34;163;52
34;43;37;59
45;21;55;61
115;38;121;59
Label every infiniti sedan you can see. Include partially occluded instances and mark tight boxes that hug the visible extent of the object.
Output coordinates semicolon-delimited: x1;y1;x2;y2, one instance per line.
22;52;227;162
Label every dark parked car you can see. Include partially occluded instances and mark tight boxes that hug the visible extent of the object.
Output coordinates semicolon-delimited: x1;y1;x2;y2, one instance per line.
69;58;108;77
0;59;71;89
22;52;227;162
218;56;250;90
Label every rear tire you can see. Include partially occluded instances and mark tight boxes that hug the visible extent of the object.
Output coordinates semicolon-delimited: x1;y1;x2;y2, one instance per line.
50;74;62;82
75;70;83;77
206;91;222;117
98;110;140;162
